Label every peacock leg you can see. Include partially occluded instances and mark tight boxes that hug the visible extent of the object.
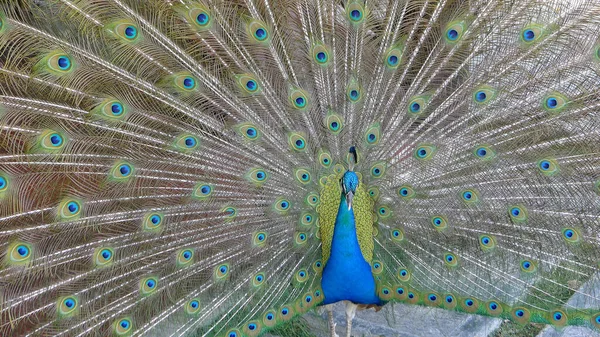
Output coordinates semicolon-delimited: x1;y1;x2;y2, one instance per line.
344;301;358;337
325;304;339;337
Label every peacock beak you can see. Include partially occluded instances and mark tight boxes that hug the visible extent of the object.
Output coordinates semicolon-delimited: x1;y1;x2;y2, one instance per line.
346;191;354;210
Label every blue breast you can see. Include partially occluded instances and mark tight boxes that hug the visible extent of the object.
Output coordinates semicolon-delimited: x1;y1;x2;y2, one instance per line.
321;193;382;305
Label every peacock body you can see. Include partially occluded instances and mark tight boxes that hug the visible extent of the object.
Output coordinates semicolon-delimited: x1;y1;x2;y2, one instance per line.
1;0;600;336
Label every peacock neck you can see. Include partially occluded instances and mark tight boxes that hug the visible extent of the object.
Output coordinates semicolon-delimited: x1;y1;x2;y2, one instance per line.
320;192;381;305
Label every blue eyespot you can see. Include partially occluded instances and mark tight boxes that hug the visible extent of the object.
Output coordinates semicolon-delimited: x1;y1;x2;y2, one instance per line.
446;255;453;262
101;249;112;259
433;217;442;226
229;332;237;337
256;275;263;282
417;148;427;158
553;312;562;321
428;294;437;301
220;266;227;273
196;13;209;26
400;270;407;277
546;97;558;109
281;308;289;315
408;292;414;299
350;10;362;21
295;139;304;148
511;207;520;216
299;233;306;241
125;26;137;39
146;279;155;288
367;133;376;143
388;55;398;66
447;29;458;41
190;300;199;308
17;245;29;257
397;287;405;295
183;77;195;89
67;201;79;214
150;215;161;225
183;250;192;260
349;90;359;100
595;315;600;324
305;215;312;222
316;52;327;63
255;28;267;41
522;261;531;269
481;236;490;245
257;233;265;241
465;299;474;307
50;134;63;146
295;97;305;107
64;298;75;308
266;313;274;320
111;103;124;116
410;102;420;113
120;319;130;329
200;185;211;194
281;201;289;209
0;176;6;189
119;164;131;176
523;29;535;41
399;188;408;196
489;302;498;310
539;160;551;170
463;191;472;200
256;171;265;180
57;56;71;70
246;80;257;91
445;295;453;303
248;323;257;330
564;229;574;238
475;91;487;102
516;309;524;317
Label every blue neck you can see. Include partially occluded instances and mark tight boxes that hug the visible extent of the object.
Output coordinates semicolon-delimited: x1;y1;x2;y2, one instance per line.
320;193;381;305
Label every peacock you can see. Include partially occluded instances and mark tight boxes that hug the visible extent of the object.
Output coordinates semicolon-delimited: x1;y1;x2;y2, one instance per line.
1;0;600;336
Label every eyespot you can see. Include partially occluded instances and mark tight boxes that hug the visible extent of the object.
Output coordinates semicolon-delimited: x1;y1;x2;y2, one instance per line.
591;313;600;329
398;268;410;282
394;286;407;300
246;168;269;185
236;122;261;141
188;7;212;30
290;89;309;110
407;291;418;304
0;174;8;193
237;74;260;94
511;307;531;324
300;213;314;226
368;186;380;199
58;199;81;220
194;183;213;200
486;301;503;316
537;158;559;176
295;168;312;184
398;185;415;199
473;145;495;160
215;263;230;280
313;44;330;65
550;310;567;326
94;247;114;267
185;298;201;315
414;144;436;160
347;3;365;23
176;248;194;267
384;44;403;69
318;149;332;168
391;228;404;242
347;80;361;102
110;161;134;181
57;296;79;317
443;294;457;309
143;213;163;231
248;21;269;42
172;74;197;91
562;228;581;243
431;216;448;231
114;318;132;336
43;52;74;75
520;260;536;273
371;260;384;274
94;99;128;119
263;310;277;327
244;321;262;336
443;253;458;267
520;24;545;44
460;189;479;203
461;298;478;313
306;192;319;207
364;123;381;146
407;95;429;115
252;273;266;287
542;92;568;113
479;235;496;252
425;293;440;306
226;329;241;337
288;132;307;151
377;206;391;219
444;20;467;43
38;130;66;151
473;86;497;104
7;242;33;266
325;112;344;134
140;276;158;296
295;232;307;245
114;23;139;42
253;232;268;247
295;269;309;283
508;205;527;222
313;260;323;272
274;198;291;213
279;306;293;321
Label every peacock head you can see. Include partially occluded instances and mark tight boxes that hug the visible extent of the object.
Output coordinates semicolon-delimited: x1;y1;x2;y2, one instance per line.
341;171;358;210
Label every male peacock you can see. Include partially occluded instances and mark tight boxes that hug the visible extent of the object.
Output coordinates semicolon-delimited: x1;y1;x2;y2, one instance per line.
1;0;600;336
